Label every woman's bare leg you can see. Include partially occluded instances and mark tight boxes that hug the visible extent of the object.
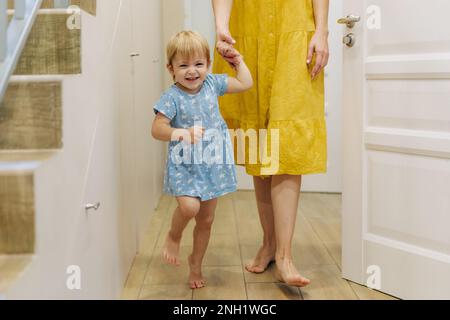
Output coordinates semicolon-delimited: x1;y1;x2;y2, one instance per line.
245;176;277;273
271;175;310;287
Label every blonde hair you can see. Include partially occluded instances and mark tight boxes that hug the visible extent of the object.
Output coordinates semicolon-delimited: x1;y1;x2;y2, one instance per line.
166;31;211;66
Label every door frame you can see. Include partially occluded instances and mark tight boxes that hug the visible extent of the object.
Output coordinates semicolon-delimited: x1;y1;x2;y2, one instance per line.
341;0;365;285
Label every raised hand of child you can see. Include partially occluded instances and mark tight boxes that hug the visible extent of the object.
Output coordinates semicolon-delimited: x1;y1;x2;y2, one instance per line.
216;40;241;69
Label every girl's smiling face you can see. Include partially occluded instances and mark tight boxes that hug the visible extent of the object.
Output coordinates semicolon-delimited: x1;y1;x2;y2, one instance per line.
168;53;209;94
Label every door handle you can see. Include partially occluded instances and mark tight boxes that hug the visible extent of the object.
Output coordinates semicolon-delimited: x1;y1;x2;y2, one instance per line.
337;15;361;28
85;202;101;212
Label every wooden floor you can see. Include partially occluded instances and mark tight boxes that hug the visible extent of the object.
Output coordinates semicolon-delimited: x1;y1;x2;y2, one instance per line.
121;191;396;300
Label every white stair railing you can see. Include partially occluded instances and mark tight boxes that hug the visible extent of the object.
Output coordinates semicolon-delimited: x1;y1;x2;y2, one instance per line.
0;0;44;102
0;0;72;103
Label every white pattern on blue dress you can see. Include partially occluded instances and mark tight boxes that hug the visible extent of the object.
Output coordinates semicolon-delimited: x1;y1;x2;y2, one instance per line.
153;74;237;201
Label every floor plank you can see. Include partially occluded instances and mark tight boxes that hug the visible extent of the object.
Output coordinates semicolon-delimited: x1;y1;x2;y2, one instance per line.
192;266;247;300
247;282;302;300
300;264;358;300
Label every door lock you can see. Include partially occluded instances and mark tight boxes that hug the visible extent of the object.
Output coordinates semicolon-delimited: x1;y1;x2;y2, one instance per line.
343;33;356;47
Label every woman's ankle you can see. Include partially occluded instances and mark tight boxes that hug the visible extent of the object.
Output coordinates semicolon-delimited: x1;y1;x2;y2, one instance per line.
262;238;276;251
275;252;293;263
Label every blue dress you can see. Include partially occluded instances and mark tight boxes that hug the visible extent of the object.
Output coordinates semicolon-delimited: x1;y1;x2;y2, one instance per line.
154;74;237;201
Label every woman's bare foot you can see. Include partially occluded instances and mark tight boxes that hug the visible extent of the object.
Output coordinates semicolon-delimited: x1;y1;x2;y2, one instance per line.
188;255;206;289
274;258;311;287
245;246;276;274
162;232;181;266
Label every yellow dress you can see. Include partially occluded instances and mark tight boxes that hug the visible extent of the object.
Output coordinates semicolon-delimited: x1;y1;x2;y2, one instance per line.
213;0;327;176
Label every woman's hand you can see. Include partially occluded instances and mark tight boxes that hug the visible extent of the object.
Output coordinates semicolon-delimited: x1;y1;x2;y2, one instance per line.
307;29;330;80
216;29;241;68
216;28;235;46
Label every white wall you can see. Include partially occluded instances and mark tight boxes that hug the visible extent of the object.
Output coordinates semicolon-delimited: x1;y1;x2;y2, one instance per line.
302;0;343;193
162;0;187;87
6;0;163;299
185;0;216;59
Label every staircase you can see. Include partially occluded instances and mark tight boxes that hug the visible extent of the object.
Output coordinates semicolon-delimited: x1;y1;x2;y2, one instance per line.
0;0;96;296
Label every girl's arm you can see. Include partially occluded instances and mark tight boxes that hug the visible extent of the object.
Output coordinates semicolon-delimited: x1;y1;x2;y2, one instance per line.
226;58;253;93
308;0;330;80
151;114;177;141
152;113;204;143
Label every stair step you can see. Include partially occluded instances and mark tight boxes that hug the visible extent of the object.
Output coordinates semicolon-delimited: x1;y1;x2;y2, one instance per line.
67;0;96;16
0;172;35;254
11;12;81;75
8;0;96;15
0;80;63;150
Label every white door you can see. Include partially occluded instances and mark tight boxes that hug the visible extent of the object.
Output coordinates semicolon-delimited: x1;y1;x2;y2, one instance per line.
342;0;450;299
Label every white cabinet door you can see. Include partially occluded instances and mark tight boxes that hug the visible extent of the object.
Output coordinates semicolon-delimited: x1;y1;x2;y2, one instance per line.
81;0;136;296
342;0;450;299
130;0;164;249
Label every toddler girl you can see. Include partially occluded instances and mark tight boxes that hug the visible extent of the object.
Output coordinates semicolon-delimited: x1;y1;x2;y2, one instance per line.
151;31;252;289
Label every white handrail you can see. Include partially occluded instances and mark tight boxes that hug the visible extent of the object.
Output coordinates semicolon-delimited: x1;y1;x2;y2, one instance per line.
0;0;43;103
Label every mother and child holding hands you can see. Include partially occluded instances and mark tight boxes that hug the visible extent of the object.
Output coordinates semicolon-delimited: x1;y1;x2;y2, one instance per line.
151;0;329;290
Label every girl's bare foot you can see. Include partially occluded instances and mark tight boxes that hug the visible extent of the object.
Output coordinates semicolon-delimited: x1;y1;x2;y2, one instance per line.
274;258;311;287
188;255;206;289
162;232;181;266
245;246;276;274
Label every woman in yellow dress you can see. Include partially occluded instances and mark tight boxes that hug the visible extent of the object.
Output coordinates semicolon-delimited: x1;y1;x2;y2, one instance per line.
212;0;329;287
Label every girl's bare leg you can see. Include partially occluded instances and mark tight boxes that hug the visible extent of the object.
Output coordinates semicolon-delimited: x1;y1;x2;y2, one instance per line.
163;196;201;266
245;176;277;273
271;175;310;287
189;198;218;289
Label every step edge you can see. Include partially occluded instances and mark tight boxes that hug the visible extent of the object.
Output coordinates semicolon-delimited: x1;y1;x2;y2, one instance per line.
8;8;78;15
10;75;67;83
0;150;62;163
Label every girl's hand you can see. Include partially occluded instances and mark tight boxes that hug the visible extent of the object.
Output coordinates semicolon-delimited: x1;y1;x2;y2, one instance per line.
217;41;241;68
307;29;330;80
181;126;205;144
216;29;240;68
